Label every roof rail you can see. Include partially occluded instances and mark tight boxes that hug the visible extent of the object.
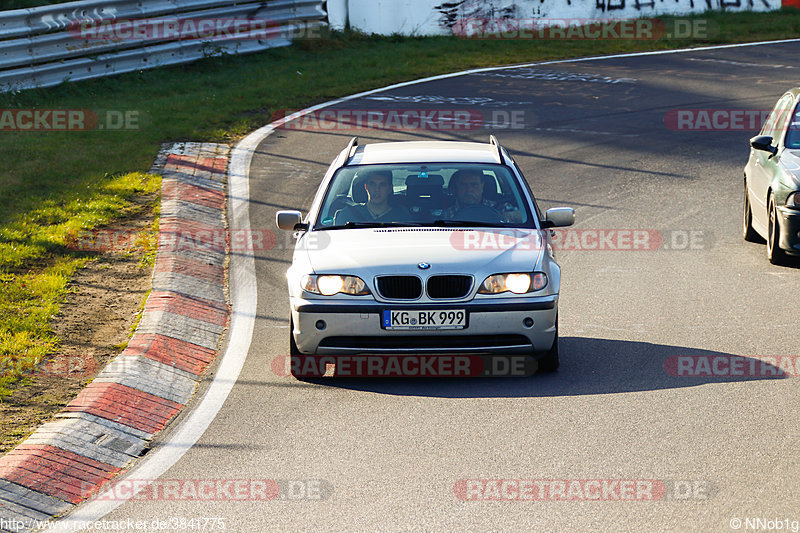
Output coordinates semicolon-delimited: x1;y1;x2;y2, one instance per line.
489;135;504;164
331;137;359;173
344;136;359;165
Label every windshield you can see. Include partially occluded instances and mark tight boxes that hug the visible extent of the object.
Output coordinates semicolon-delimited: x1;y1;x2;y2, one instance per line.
785;102;800;149
314;163;535;230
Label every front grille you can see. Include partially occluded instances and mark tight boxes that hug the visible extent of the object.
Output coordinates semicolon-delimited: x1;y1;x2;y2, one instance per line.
427;275;473;299
377;276;422;299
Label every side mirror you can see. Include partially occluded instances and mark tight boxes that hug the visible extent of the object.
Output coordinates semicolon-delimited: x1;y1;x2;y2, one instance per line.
750;135;778;156
544;207;575;228
276;210;305;231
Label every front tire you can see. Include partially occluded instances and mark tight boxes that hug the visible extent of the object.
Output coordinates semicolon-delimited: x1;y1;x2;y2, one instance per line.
767;196;787;265
289;317;323;379
743;181;760;242
536;317;559;373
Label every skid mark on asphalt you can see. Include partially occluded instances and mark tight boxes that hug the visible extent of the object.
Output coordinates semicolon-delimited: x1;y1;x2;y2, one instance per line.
687;58;796;69
530;126;638;137
471;68;637;84
363;94;533;107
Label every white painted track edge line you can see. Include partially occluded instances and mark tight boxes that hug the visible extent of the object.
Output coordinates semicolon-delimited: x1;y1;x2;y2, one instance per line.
51;37;799;529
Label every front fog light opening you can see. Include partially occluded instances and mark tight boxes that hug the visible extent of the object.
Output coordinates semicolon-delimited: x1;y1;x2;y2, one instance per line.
315;320;326;331
523;317;534;328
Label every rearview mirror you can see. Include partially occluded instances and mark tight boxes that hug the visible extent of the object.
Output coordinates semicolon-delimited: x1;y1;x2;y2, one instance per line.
750;135;778;156
544;207;575;228
276;210;305;231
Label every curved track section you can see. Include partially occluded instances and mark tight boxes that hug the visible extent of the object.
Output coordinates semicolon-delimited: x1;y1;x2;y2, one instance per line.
65;41;800;532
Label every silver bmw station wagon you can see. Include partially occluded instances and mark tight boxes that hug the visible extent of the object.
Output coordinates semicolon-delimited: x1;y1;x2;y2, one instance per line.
276;136;575;378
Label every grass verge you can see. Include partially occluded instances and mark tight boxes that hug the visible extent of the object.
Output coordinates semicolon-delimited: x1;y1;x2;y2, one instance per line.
0;173;160;395
1;10;799;396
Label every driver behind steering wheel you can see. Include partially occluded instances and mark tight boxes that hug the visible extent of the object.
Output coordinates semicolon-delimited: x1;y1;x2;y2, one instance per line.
443;169;504;223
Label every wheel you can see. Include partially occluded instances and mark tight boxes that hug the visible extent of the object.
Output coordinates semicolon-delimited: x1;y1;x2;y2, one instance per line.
289;317;301;355
289;317;323;378
743;180;760;242
536;317;559;373
767;196;787;265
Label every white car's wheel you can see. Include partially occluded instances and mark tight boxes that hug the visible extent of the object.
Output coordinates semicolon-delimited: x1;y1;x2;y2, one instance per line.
290;317;323;379
767;196;787;265
743;180;760;242
536;317;559;373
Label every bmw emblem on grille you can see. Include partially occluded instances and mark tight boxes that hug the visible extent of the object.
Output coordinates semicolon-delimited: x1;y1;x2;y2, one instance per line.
418;262;430;270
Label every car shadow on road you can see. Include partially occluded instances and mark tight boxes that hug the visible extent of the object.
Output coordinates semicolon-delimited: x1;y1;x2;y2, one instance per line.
307;337;794;398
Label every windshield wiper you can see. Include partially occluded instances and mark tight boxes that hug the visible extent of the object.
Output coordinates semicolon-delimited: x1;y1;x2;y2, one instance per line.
317;221;424;230
431;219;507;228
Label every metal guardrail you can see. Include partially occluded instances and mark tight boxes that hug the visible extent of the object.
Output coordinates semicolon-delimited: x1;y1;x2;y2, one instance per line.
0;0;326;93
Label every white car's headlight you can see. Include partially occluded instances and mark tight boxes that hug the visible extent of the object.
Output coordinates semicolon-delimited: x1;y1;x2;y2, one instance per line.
787;192;800;209
301;274;370;296
478;272;547;294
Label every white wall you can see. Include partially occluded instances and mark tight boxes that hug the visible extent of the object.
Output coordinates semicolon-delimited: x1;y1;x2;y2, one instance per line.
343;0;780;36
327;0;348;30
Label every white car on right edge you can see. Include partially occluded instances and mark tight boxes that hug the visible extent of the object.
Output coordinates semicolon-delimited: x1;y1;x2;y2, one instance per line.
743;87;800;264
277;136;575;378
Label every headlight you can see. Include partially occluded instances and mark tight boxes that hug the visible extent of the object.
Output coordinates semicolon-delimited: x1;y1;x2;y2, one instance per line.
788;192;800;209
478;272;547;294
301;274;370;296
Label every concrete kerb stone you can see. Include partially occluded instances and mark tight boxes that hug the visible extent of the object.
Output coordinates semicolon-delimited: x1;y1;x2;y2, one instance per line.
0;480;73;518
0;142;232;530
92;355;199;404
160;199;227;226
163;169;226;192
0;501;50;527
150;272;227;304
54;413;154;442
136;311;226;353
23;420;144;468
159;244;227;267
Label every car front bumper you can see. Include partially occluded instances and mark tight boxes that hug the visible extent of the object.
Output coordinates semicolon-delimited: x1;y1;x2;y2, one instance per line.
777;205;800;255
290;296;558;355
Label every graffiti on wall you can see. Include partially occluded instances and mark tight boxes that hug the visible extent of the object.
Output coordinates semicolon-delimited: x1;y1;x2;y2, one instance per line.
594;0;770;10
436;1;518;27
436;0;772;29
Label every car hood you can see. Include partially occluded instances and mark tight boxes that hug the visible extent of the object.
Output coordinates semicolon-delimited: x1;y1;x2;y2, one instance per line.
299;228;546;275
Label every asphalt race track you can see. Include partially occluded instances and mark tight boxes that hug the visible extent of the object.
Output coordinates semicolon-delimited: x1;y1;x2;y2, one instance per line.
67;42;800;531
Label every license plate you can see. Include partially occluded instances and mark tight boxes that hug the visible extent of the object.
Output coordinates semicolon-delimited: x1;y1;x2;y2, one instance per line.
382;310;466;330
